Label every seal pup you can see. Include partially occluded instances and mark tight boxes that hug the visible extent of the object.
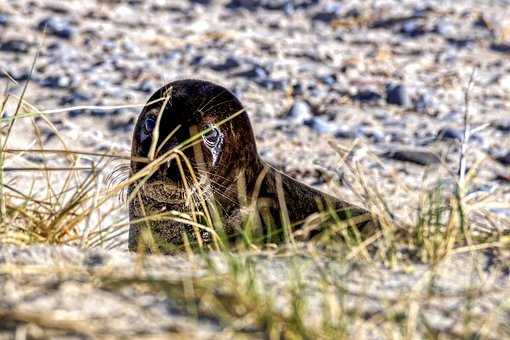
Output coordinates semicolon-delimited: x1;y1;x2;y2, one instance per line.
128;79;377;252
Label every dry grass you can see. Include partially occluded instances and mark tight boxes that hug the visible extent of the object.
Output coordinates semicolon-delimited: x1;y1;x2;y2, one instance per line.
0;63;509;339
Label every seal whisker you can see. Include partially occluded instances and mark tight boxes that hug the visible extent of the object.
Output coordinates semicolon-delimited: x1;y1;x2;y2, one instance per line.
201;98;237;116
196;169;233;185
196;90;227;115
105;161;131;203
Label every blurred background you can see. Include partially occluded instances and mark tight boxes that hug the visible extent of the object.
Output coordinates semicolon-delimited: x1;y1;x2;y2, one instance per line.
0;0;509;224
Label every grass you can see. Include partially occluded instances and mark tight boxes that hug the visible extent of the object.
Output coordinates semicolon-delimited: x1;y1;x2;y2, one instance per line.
0;65;509;339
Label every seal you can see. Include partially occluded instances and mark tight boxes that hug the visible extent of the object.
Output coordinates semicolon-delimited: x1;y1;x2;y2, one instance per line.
128;79;376;252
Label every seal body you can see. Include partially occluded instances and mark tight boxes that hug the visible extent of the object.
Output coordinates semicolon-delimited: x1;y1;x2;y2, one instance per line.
128;79;375;252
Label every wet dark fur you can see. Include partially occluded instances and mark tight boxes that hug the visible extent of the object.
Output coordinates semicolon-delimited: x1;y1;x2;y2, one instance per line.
128;79;376;252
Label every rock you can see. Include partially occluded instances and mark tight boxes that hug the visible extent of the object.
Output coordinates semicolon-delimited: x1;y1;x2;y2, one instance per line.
37;17;74;39
234;65;269;80
434;20;456;37
39;75;74;89
135;79;155;94
227;0;318;12
311;8;340;23
291;82;305;96
436;127;463;142
258;78;286;90
83;252;105;267
335;128;358;139
496;151;510;166
352;90;382;103
0;14;8;26
382;147;442;166
495;173;510;182
492;119;510;133
209;57;241;72
490;43;510;54
385;83;410;107
304;117;336;134
415;92;438;114
189;0;212;5
400;20;427;37
446;37;475;49
0;68;30;81
190;55;205;66
108;117;135;132
59;91;91;105
286;100;312;123
473;13;490;30
363;129;385;143
319;74;336;86
0;39;30;53
162;50;182;63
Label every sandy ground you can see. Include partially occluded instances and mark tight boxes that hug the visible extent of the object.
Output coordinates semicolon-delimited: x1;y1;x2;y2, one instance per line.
0;0;509;337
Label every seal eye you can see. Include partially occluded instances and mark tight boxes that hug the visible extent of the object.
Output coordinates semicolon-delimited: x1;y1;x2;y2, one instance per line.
202;126;221;148
144;116;156;134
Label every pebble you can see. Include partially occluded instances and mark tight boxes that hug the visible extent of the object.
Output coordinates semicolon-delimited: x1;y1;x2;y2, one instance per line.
286;100;312;124
304;117;336;134
0;39;30;53
492;119;510;133
291;82;305;96
415;92;438;114
258;78;286;90
227;0;318;12
382;147;442;166
134;79;155;94
335;128;358;139
190;55;205;66
311;8;340;23
352;90;382;103
319;74;336;86
108;117;135;132
362;129;385;144
39;75;74;89
83;252;105;267
209;56;241;72
496;151;510;166
434;20;456;37
59;91;91;105
490;43;510;54
436;127;464;142
0;14;8;26
37;17;74;39
385;83;410;107
189;0;212;5
235;65;269;80
400;20;427;37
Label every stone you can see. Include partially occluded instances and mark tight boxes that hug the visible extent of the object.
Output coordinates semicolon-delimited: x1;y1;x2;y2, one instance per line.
400;19;427;37
209;57;241;72
352;90;382;103
436;127;463;142
304;117;336;134
382;147;442;166
385;83;410;107
0;39;30;53
286;100;312;123
40;75;74;89
496;151;510;166
492;119;510;133
37;17;74;39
